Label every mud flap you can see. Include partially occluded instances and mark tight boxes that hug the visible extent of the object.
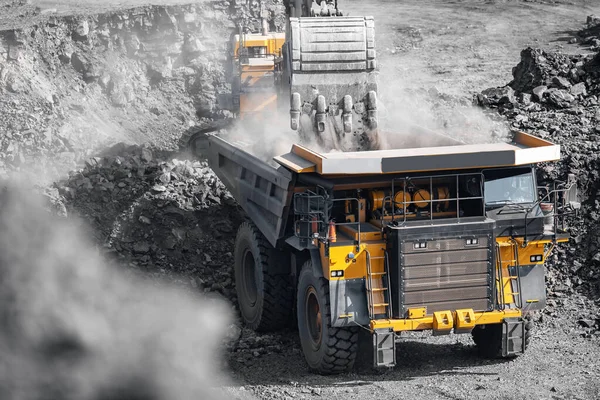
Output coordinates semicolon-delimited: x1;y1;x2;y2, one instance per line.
373;328;396;368
328;278;369;327
502;318;525;357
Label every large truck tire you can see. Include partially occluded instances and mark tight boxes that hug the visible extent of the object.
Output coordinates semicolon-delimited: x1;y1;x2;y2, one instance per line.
472;320;532;358
234;222;293;332
297;261;359;374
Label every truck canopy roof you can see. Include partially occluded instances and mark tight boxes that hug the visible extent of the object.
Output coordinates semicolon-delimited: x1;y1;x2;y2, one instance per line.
274;131;560;175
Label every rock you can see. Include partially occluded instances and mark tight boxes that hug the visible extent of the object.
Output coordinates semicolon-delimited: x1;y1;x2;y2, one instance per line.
71;52;100;82
587;15;600;28
152;185;167;192
480;86;516;106
7;45;22;61
163;236;178;250
571;82;587;97
578;319;596;328
551;76;572;89
133;241;150;254
141;148;153;162
520;93;532;105
532;85;547;102
138;216;151;224
74;20;90;40
547;89;575;108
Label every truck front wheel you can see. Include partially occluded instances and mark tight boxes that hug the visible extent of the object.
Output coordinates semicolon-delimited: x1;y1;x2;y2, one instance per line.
234;222;293;332
297;262;358;374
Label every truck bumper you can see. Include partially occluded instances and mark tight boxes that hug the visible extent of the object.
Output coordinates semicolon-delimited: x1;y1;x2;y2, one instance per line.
370;309;522;333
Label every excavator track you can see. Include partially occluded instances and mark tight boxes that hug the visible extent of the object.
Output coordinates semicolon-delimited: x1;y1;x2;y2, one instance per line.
285;16;380;151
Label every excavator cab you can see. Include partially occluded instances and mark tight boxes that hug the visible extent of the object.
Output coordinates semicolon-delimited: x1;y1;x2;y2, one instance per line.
231;23;285;121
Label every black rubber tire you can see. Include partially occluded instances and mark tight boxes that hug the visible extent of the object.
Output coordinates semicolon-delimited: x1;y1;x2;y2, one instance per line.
297;261;359;374
472;320;532;359
233;221;293;332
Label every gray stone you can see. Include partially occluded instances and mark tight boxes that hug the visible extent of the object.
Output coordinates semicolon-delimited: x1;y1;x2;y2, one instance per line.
532;85;547;102
578;319;596;328
520;93;532;105
571;82;587;97
133;241;150;254
552;76;572;89
75;20;90;40
7;45;21;61
141;148;153;162
547;89;575;108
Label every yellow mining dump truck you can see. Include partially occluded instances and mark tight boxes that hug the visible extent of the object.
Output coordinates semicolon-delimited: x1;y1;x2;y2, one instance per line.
191;129;578;374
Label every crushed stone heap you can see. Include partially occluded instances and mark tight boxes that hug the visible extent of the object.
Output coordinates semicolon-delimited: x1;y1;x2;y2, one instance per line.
476;17;600;315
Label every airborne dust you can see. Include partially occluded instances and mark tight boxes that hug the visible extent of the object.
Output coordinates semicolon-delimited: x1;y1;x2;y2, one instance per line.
0;180;232;400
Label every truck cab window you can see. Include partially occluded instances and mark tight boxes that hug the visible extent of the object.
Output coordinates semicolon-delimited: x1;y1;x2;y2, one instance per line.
484;168;535;205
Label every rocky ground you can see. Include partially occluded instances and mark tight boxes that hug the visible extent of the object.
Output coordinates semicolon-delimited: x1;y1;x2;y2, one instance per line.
2;0;600;399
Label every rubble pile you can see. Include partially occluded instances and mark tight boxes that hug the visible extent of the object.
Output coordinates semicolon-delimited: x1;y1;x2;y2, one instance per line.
577;15;600;50
476;19;600;301
51;142;293;362
0;1;285;180
54;144;240;296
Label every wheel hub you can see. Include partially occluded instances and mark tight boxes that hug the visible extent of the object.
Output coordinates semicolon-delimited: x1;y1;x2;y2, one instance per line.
242;249;258;306
305;286;322;348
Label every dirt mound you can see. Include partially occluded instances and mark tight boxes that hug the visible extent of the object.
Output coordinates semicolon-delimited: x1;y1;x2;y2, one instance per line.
577;15;600;49
476;22;600;306
53;143;242;295
0;1;285;182
506;47;594;97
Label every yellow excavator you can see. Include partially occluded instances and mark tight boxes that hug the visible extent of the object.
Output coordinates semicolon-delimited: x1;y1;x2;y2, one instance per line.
227;0;380;151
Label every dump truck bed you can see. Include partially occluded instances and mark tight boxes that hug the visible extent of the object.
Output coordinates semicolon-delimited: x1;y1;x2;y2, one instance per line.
274;131;560;175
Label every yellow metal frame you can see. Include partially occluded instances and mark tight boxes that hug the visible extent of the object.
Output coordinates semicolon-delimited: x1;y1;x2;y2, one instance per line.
233;33;285;58
371;309;522;332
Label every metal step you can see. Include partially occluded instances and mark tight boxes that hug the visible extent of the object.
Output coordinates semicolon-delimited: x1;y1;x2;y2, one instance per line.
502;318;526;357
373;328;396;368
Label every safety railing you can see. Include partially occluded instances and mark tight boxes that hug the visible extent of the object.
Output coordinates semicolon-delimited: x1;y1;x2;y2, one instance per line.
293;189;362;248
383;172;485;226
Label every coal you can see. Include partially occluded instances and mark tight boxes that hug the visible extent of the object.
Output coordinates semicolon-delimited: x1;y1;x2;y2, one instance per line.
477;21;600;298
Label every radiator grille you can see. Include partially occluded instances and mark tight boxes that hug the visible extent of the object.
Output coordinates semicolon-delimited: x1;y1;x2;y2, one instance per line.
387;221;495;318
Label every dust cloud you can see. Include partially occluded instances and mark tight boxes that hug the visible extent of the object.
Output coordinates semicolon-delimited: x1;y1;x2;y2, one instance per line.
32;0;205;13
0;181;233;400
376;62;510;149
221;63;509;162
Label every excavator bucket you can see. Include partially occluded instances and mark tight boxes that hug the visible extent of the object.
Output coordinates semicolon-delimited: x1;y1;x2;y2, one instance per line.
285;16;380;151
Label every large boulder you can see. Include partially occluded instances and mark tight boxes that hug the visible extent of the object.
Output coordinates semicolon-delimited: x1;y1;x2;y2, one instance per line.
479;86;516;106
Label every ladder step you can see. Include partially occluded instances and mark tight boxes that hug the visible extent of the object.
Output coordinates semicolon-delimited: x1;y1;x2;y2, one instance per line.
367;288;387;292
373;303;389;307
370;272;387;276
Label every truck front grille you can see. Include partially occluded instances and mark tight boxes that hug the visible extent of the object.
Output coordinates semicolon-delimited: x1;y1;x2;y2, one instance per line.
387;220;495;318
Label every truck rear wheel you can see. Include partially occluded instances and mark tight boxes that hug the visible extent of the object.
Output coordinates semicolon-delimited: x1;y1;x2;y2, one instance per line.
472;320;532;358
234;222;293;332
297;262;358;374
